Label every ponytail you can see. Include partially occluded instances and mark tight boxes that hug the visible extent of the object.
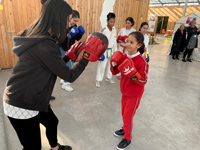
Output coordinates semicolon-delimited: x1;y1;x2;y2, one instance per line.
138;43;145;54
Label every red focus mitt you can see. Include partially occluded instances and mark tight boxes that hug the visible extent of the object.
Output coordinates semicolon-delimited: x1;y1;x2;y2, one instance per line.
65;41;85;62
82;32;108;62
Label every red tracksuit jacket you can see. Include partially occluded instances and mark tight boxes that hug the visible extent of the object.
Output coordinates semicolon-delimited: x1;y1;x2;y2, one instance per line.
120;52;149;97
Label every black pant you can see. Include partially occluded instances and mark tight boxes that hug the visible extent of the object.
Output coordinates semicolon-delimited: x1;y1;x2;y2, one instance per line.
183;48;194;59
172;50;179;58
8;106;59;150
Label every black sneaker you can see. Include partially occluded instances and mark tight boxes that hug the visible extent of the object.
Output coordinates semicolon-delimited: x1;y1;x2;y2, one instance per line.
187;59;192;62
50;143;72;150
176;57;179;60
182;59;186;62
116;139;131;150
114;128;125;137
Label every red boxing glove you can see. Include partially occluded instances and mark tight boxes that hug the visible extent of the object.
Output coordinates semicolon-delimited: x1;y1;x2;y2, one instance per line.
82;32;108;62
117;35;128;43
110;51;124;75
118;58;141;81
117;35;123;43
65;41;85;62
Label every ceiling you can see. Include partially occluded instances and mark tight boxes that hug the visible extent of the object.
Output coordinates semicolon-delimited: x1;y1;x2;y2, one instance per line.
150;0;200;6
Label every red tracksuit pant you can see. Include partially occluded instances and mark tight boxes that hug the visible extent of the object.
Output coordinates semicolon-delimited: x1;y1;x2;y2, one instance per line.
122;95;142;141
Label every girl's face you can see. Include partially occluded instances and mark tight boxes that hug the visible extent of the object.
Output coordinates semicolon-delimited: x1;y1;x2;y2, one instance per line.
126;21;132;29
126;35;141;55
107;18;115;28
140;25;149;35
180;25;185;31
70;17;80;27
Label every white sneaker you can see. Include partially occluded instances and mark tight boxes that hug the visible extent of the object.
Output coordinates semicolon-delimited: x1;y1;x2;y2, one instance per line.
106;78;115;84
64;84;73;92
61;82;67;89
61;83;73;92
60;79;64;84
96;81;100;88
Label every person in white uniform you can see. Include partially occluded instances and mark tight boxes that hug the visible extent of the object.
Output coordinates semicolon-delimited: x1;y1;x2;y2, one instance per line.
117;17;136;54
96;12;117;87
116;17;136;79
139;22;150;62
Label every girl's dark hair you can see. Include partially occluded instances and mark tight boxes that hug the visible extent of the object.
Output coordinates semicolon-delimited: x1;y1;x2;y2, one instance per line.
107;12;115;21
19;0;72;43
126;17;134;26
129;31;145;54
139;22;149;31
72;10;80;18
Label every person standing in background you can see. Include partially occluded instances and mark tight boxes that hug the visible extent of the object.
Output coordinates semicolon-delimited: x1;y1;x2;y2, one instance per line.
171;24;186;60
59;10;85;91
183;20;200;62
95;12;117;87
139;22;150;62
116;17;136;79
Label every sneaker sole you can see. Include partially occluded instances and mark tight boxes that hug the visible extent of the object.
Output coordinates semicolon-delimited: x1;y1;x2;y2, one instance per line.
116;144;130;150
113;132;124;137
106;79;115;84
64;89;73;92
64;88;74;92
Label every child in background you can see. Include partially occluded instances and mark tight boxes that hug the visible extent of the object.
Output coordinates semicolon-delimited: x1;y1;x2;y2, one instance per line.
117;17;136;54
110;32;149;150
59;10;85;91
139;22;150;62
95;12;117;87
116;17;136;79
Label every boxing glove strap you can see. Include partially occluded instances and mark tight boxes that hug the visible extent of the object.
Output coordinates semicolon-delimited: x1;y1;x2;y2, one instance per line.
130;71;141;81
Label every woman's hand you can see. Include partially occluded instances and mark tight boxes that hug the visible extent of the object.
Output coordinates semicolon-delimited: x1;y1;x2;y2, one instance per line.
197;28;200;32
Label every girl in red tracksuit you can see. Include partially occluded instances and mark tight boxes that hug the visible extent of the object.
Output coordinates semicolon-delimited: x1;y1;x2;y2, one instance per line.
110;31;149;150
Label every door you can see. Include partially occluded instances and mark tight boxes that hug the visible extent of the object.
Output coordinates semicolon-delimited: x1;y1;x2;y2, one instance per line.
156;16;169;34
0;0;42;69
156;16;163;34
162;17;169;33
0;0;15;69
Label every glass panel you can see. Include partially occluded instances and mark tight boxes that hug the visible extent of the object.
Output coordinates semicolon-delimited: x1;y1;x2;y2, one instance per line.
150;0;199;4
160;0;177;3
188;0;198;2
150;0;161;4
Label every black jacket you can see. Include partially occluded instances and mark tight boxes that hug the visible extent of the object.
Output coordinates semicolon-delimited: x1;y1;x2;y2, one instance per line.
3;33;88;112
185;26;200;48
172;29;186;52
58;25;82;51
